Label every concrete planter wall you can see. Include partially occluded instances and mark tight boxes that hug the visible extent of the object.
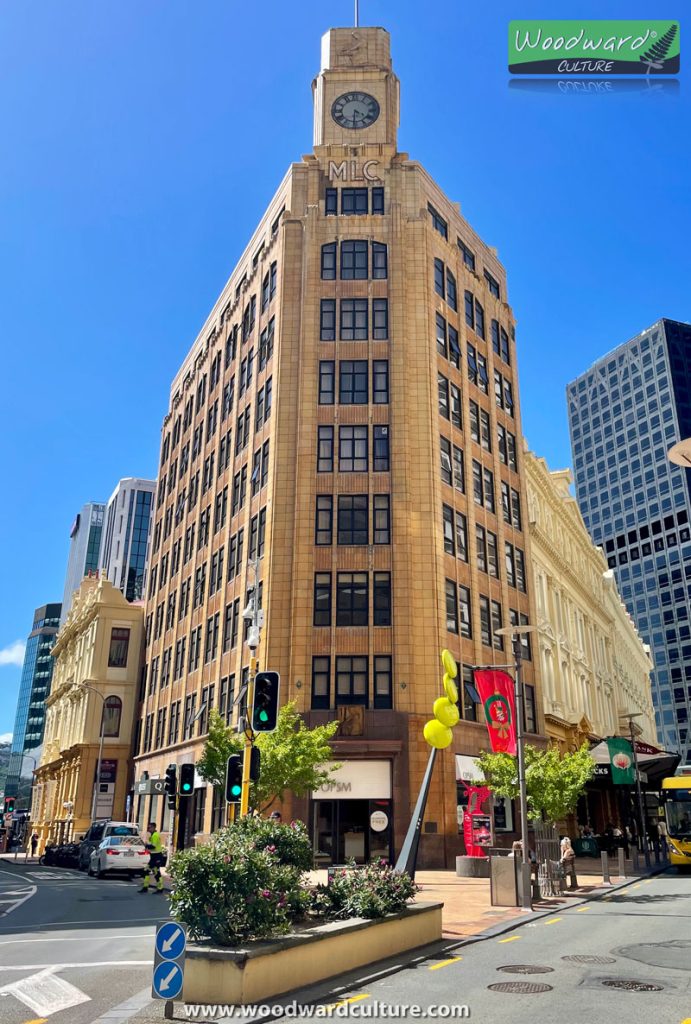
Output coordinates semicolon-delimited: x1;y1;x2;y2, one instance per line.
183;901;443;1005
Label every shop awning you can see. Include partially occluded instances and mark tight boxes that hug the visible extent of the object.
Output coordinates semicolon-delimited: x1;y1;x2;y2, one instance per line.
589;739;680;786
455;755;484;783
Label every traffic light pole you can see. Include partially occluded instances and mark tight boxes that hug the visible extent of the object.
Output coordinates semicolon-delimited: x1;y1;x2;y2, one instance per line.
240;558;261;818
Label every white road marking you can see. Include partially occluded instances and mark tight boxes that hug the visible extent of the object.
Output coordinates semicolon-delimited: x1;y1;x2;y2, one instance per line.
0;917;166;931
0;968;90;1016
0;870;38;917
0;961;151;972
0;934;152;946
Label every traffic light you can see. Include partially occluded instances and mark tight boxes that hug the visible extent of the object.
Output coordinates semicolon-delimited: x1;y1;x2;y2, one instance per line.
3;797;15;815
164;764;177;809
252;671;280;733
179;763;195;797
225;755;243;803
250;746;261;783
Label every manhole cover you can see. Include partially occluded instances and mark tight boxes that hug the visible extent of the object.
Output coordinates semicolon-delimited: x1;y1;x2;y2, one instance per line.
498;965;554;975
602;980;663;993
488;982;553;994
562;955;617;965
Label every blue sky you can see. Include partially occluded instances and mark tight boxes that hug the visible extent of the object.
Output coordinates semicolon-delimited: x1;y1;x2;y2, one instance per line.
0;1;688;736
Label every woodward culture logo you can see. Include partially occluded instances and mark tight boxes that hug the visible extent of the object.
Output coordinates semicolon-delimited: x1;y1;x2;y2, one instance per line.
509;20;680;75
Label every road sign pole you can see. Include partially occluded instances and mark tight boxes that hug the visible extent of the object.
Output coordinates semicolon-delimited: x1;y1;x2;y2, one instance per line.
240;653;256;817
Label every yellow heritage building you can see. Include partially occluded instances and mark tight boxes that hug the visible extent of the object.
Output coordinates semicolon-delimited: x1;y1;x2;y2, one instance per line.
134;26;544;867
33;574;144;847
526;449;656;755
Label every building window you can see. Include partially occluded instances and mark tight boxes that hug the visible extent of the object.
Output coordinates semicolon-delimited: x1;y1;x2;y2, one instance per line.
476;524;487;573
321;242;336;279
312;656;330;710
108;628;130;668
446;269;457;311
373;572;391;626
374;655;392;709
443;504;455;554
373;494;391;544
462;665;479;721
479;595;492;646
336;656;368;706
315;495;333;545
474;301;485;339
339;425;368;472
338;494;368;544
340;360;368;404
524;684;537;733
448;325;460;368
434;258;445;299
428;203;448;239
102;695;122;737
458;238;476;271
452;445;465;492
445;579;458;633
436;312;447;358
313;573;332;626
372;242;388;279
456;510;468;561
319;361;335;405
342;187;369;214
372;298;389;340
440;435;453;485
373;426;390;471
372;187;385;214
340;298;368;340
325;188;338;215
464;290;474;329
438;374;450;418
491;600;504;650
337;572;368;626
317;426;334;472
459;585;472;639
373;360;389;404
320;299;336;341
341;240;368;279
484;270;500;299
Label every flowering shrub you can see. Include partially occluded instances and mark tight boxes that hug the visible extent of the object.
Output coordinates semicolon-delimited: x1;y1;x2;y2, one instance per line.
169;817;311;945
311;860;419;920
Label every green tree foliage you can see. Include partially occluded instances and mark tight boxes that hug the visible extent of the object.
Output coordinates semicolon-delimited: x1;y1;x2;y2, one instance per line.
196;703;340;811
476;743;595;823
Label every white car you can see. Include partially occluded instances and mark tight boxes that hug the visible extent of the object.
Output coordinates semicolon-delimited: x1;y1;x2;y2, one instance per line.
88;835;149;878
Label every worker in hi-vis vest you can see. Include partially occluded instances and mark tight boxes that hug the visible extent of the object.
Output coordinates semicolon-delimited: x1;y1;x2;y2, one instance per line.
139;821;165;894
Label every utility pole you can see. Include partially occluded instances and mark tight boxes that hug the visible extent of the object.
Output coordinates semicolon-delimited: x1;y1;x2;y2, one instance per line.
621;712;650;868
240;558;263;817
495;624;536;912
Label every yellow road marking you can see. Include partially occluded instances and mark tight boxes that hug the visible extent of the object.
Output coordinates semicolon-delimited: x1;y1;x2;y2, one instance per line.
576;907;590;912
498;935;521;943
618;889;629;895
429;956;462;970
323;995;370;1011
680;1018;691;1023
21;1019;48;1024
644;880;653;885
632;883;641;889
544;917;562;925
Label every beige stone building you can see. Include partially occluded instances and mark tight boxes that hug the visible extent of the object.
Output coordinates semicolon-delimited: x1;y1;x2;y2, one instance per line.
33;574;144;846
134;26;544;867
526;448;655;747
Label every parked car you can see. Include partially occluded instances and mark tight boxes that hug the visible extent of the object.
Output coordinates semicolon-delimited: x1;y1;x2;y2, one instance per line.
78;820;140;871
88;836;149;879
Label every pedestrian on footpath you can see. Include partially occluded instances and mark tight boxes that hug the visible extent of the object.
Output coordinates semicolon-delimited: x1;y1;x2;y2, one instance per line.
139;821;166;894
560;837;578;891
30;832;39;859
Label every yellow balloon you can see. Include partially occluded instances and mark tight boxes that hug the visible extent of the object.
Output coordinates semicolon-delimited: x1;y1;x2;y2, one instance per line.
423;719;453;749
443;673;459;704
441;649;457;679
434;696;460;728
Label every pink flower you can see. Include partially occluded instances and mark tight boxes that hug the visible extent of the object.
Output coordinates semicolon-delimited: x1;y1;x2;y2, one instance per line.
223;855;231;863
261;889;272;899
265;845;277;854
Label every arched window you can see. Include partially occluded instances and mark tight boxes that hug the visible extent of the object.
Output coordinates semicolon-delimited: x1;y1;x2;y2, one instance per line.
102;695;122;737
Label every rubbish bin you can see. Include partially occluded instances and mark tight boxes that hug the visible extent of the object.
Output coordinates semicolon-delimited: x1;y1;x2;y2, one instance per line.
490;855;519;907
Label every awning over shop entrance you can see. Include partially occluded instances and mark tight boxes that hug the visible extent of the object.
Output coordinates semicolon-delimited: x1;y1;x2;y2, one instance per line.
455;755;484;783
589;739;680;787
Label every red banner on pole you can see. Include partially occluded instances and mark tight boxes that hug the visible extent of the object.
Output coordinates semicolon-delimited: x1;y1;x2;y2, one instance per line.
473;669;517;755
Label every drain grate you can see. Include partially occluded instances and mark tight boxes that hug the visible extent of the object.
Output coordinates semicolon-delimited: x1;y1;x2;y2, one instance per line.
562;955;617;965
602;980;662;993
498;965;554;975
488;982;553;994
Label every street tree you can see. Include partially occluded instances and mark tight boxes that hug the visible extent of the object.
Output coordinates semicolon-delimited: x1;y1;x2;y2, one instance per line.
476;742;595;824
196;703;340;812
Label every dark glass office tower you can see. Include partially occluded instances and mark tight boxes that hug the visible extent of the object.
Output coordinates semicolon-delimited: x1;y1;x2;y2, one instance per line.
5;604;62;803
567;319;691;763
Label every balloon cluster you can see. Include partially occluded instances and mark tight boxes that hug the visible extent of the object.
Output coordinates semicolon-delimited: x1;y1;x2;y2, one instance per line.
423;649;460;749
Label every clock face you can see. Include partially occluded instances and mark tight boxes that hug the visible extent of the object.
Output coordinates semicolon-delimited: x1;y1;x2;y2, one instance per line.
331;91;380;130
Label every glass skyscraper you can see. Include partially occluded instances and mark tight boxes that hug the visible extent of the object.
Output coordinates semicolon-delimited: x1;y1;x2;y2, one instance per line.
5;603;62;802
567;318;691;763
61;502;105;621
99;478;155;602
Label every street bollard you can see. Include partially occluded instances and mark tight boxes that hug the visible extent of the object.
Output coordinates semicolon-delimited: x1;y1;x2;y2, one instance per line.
601;850;611;885
632;847;640;872
618;847;626;880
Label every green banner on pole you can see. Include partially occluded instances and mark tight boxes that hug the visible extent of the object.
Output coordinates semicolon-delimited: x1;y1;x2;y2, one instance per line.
607;737;635;785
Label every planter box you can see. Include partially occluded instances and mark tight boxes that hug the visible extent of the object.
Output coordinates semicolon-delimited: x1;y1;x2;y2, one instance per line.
183;901;443;1005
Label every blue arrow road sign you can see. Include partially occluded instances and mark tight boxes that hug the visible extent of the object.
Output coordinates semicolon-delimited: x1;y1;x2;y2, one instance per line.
153;961;184;1000
155;922;186;960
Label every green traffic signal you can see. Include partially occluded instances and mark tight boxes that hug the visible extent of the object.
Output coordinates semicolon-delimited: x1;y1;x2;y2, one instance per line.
179;763;195;796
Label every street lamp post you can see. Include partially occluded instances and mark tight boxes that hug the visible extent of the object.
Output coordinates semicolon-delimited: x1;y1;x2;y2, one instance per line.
495;624;536;912
620;711;651;868
81;685;107;823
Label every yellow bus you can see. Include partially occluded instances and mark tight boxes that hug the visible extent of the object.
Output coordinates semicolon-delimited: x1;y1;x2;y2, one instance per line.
662;775;691;868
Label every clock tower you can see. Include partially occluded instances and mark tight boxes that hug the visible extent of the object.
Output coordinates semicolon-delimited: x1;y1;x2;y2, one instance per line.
312;27;400;151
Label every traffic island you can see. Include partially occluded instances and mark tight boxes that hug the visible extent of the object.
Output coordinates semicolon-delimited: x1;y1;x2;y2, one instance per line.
182;902;442;1005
